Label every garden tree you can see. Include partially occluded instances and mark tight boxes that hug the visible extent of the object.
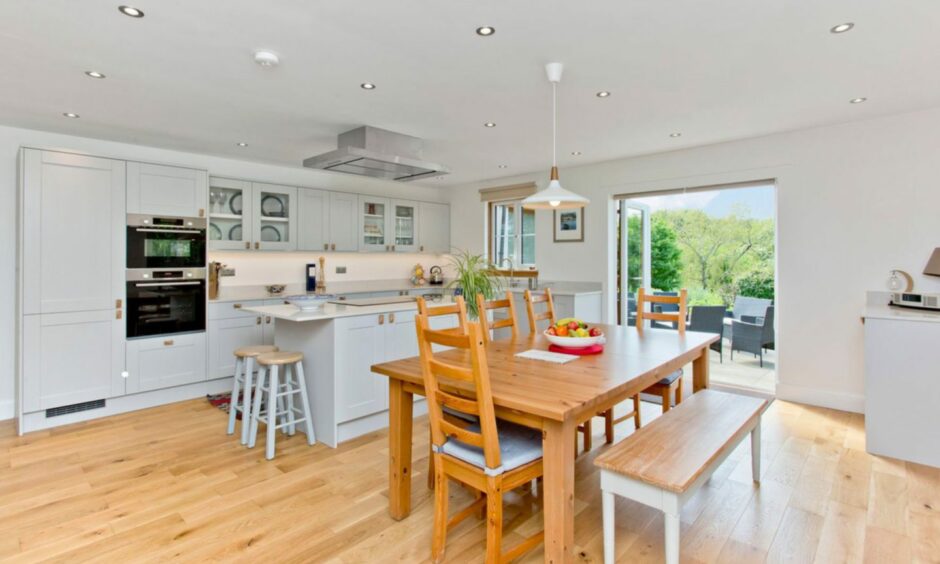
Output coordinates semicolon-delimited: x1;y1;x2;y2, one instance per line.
624;214;683;292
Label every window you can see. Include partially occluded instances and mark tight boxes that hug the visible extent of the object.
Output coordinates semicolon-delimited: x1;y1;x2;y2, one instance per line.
489;200;535;267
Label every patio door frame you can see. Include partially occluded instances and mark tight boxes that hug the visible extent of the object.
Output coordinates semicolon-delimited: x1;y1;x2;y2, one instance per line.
618;199;652;326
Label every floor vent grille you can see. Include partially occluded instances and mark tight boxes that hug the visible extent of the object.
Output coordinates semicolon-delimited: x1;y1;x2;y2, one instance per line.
46;399;106;418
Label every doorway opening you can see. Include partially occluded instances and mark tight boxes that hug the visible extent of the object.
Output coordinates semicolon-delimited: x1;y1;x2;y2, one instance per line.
616;181;776;394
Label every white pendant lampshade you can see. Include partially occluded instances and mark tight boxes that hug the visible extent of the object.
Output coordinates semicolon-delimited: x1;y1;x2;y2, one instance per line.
522;62;589;210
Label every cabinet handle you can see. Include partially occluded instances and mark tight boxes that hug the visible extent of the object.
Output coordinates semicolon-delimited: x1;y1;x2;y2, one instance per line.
199;208;205;218
115;310;122;320
115;299;122;308
324;243;329;250
254;242;260;250
378;314;385;325
392;245;396;251
265;316;272;324
420;245;424;252
163;339;174;346
233;303;243;309
389;313;395;323
245;242;250;250
257;316;262;325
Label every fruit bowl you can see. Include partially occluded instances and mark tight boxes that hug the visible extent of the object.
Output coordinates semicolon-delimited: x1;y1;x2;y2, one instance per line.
286;295;333;311
544;330;605;348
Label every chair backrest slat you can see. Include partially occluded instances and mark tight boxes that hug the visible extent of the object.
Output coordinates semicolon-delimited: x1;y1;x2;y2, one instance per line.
636;288;687;334
417;296;468;334
416;306;501;470
476;291;519;342
523;288;556;334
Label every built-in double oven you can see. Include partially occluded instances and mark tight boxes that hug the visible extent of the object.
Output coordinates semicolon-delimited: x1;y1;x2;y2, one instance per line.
126;214;207;339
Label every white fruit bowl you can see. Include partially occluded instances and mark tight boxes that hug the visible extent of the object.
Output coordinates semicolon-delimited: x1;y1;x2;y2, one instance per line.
543;329;606;348
286;295;332;311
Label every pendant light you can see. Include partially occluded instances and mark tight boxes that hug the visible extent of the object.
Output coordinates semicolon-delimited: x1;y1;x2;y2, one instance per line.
522;62;590;210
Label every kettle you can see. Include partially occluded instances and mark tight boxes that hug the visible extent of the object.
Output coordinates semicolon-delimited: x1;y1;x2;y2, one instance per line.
429;265;444;285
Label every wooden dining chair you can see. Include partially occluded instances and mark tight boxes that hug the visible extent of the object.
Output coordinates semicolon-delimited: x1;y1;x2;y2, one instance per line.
635;288;688;413
523;288;556;334
476;291;519;343
417;296;470;489
416;318;545;564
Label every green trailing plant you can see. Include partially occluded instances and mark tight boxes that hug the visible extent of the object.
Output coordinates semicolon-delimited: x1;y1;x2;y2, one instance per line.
446;249;502;319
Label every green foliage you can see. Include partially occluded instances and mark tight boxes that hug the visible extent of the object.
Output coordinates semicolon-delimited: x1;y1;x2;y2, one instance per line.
446;249;502;319
651;217;682;291
737;271;775;300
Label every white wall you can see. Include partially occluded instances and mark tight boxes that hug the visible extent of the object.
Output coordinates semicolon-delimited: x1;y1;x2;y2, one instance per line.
0;124;450;420
448;107;940;413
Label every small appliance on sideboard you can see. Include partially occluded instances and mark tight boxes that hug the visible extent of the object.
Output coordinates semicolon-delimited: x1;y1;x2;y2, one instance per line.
127;214;207;269
889;292;940;311
429;265;444;285
126;268;207;338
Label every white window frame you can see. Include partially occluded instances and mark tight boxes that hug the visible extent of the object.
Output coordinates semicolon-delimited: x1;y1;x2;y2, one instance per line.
488;199;536;268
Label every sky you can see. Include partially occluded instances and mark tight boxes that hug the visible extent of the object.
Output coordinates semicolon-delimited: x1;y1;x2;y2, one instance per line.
632;184;775;219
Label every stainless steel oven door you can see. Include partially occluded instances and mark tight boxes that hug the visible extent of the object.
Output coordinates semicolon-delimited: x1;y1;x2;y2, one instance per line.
126;214;207;269
126;269;206;338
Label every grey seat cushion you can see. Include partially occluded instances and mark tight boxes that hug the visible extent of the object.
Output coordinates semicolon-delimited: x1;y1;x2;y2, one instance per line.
654;368;683;387
440;420;542;475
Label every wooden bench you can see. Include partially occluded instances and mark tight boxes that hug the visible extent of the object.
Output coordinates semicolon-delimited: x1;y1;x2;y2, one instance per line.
594;389;768;564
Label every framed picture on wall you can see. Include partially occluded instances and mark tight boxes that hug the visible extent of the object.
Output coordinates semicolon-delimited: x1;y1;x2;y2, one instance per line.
553;208;584;242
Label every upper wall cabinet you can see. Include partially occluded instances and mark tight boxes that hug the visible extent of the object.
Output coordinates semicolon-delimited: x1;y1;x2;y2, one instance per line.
358;196;432;253
208;178;298;251
391;200;420;253
127;162;208;218
298;188;330;251
419;201;450;254
329;191;359;252
359;195;389;252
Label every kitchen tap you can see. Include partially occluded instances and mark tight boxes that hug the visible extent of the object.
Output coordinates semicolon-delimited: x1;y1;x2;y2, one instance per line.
499;257;517;288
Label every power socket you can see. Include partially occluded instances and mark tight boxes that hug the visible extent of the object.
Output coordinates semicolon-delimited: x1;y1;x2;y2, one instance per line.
335;266;347;274
220;268;236;277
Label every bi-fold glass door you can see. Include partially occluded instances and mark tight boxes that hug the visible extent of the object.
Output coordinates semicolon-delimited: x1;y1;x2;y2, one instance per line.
617;199;651;326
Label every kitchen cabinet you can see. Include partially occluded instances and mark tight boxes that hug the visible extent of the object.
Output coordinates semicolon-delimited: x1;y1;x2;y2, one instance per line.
391;200;420;252
418;202;450;254
125;333;207;393
335;314;388;422
329;191;359;251
208;177;252;251
207;299;280;378
19;149;127;412
127;161;207;218
358;195;390;252
21;310;125;411
298;188;330;251
208;178;298;251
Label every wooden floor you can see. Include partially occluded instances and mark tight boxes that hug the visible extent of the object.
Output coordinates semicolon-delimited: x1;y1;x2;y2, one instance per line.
1;397;938;563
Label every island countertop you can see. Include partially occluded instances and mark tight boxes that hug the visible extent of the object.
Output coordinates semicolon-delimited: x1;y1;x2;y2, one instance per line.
241;298;457;322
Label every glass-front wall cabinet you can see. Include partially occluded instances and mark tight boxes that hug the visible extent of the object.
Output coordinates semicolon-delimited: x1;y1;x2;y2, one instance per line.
252;183;296;251
359;196;388;251
392;200;419;252
208;177;252;251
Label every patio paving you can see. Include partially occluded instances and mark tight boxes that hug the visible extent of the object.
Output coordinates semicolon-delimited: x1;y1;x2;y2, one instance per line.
709;338;775;394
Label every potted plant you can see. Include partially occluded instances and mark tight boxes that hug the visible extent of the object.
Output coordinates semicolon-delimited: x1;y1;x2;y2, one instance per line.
446;249;503;319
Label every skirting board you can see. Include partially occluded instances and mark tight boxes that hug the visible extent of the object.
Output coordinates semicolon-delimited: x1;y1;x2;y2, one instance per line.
0;399;13;421
775;382;864;414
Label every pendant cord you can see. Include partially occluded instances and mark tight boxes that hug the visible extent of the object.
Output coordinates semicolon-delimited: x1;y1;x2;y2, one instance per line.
552;82;557;168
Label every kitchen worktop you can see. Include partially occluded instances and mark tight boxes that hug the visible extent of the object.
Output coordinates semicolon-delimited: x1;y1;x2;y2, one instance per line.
863;304;940;324
210;279;603;302
243;298;458;322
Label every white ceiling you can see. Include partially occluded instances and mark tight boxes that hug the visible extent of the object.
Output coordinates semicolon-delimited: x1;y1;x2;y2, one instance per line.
2;0;939;187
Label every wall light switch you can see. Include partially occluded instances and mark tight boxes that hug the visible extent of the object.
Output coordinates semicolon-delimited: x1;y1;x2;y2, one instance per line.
220;268;236;277
335;266;347;274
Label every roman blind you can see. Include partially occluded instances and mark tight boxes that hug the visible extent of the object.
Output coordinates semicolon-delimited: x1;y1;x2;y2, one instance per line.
612;178;774;200
479;182;537;202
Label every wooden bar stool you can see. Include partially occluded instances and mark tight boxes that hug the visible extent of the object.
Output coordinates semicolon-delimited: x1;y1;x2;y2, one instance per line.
248;351;316;460
227;345;278;445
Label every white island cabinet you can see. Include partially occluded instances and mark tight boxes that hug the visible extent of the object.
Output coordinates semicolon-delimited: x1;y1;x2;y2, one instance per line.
242;302;451;447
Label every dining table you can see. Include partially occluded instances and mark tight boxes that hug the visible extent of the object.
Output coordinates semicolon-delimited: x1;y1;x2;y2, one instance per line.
370;322;719;563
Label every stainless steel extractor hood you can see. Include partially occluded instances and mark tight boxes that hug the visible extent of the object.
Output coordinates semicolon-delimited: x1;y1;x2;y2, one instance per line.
303;126;450;182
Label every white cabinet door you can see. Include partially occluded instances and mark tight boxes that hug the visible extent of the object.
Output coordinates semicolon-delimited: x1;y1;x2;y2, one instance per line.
252;183;297;251
335;315;387;422
298;188;331;251
22;310;124;411
126;333;207;393
208;177;253;251
329;192;358;252
358;196;390;252
390;200;419;253
21;150;125;315
419;202;450;254
208;316;264;379
386;313;419;361
127;162;207;218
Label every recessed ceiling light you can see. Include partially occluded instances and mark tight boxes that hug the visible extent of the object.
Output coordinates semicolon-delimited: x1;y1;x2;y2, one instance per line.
571;151;582;156
596;91;611;98
118;5;144;18
360;82;376;90
669;132;682;138
253;50;280;68
63;112;80;118
484;122;496;128
850;97;867;104
497;164;508;169
236;142;248;147
84;71;106;79
830;22;854;34
476;26;495;36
